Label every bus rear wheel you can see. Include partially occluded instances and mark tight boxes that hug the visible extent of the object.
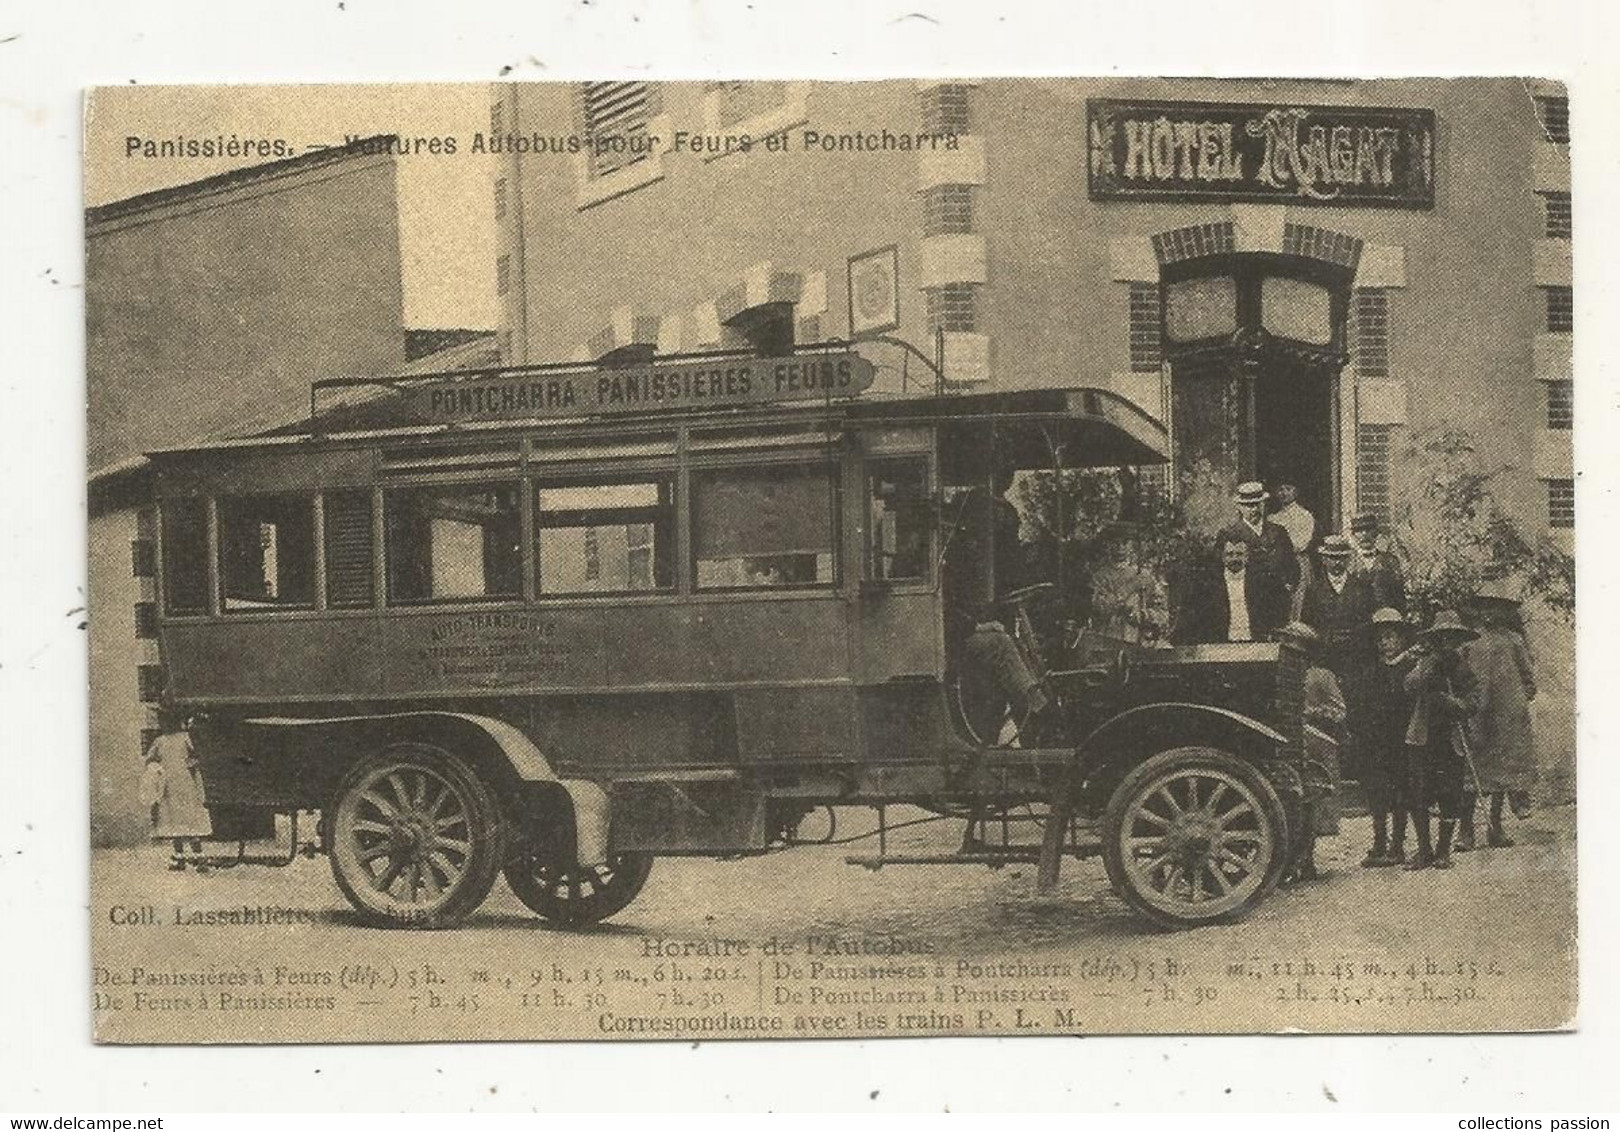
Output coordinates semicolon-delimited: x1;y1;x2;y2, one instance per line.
504;852;653;926
1101;747;1288;930
329;744;505;928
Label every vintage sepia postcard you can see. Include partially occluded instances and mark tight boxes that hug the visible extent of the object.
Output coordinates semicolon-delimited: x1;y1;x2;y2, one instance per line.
86;78;1576;1043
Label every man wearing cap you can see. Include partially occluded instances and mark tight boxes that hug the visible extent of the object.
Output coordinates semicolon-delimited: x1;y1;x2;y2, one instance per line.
1221;482;1300;600
1460;579;1538;848
1403;610;1483;870
1349;512;1406;613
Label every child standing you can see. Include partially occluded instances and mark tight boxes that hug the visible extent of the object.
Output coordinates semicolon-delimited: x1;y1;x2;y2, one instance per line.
1362;607;1417;867
1403;610;1482;871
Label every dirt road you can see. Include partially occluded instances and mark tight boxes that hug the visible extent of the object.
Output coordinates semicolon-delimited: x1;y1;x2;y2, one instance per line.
90;806;1576;1042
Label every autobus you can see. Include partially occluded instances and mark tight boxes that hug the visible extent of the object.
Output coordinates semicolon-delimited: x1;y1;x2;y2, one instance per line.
143;340;1325;931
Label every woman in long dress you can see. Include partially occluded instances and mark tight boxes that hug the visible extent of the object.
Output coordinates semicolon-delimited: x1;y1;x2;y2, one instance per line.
141;714;211;869
1462;588;1537;848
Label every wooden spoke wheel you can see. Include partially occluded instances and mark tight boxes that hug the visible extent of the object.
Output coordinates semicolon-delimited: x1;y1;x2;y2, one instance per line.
329;745;504;928
1102;747;1288;930
504;852;653;927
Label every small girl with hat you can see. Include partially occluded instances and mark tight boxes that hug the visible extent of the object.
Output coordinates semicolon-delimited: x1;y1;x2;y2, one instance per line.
1402;609;1483;870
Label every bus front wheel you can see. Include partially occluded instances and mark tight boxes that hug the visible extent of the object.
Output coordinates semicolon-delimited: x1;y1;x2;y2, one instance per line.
504;852;653;927
1101;747;1288;930
329;744;505;928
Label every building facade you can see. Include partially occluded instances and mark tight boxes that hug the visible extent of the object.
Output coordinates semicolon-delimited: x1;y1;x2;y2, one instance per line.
492;78;1572;543
492;78;1574;798
87;141;413;845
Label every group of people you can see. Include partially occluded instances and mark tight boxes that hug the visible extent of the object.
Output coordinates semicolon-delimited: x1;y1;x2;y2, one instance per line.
1179;480;1539;873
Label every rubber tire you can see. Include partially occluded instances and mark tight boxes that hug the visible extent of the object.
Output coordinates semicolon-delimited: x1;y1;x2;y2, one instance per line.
329;744;505;929
1101;746;1289;931
504;852;654;927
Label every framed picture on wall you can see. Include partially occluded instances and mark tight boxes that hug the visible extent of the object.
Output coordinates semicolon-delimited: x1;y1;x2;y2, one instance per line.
847;245;900;338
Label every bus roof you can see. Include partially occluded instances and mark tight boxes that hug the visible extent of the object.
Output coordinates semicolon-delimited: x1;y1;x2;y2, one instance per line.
143;383;1168;470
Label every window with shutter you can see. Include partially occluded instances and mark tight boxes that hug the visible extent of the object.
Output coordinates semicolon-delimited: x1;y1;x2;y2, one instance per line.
580;82;657;179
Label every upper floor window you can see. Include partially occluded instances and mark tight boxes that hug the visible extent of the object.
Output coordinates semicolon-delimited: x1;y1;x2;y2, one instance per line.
580;82;657;179
218;494;316;612
385;483;521;604
535;477;676;595
692;463;840;590
711;80;787;128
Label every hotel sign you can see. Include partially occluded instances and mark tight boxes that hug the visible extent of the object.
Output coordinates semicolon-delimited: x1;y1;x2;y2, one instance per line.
407;352;876;423
1088;99;1436;209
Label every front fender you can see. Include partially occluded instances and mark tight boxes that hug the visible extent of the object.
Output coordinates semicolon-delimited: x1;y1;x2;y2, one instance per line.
1074;702;1288;809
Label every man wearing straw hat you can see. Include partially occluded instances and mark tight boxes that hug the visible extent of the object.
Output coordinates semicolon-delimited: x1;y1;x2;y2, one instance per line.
1402;609;1483;870
1220;481;1299;600
1459;578;1538;849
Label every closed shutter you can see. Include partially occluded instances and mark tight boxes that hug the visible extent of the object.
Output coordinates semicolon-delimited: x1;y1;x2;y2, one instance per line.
581;82;656;178
324;491;374;608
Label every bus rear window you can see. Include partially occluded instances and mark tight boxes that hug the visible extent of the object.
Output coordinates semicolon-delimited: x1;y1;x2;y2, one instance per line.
161;498;209;616
385;483;521;603
218;495;316;612
692;464;839;589
536;478;675;595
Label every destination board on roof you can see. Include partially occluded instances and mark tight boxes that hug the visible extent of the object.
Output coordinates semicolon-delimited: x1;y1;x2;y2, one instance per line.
408;352;877;423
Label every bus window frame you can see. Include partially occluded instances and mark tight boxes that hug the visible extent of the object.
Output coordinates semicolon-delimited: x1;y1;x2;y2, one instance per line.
382;478;527;608
686;447;846;595
531;471;680;599
215;490;321;615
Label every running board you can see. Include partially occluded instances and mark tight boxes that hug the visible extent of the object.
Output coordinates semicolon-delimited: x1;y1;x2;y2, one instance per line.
846;844;1100;870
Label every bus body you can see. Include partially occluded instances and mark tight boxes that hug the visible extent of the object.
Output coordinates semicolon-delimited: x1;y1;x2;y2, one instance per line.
146;344;1324;930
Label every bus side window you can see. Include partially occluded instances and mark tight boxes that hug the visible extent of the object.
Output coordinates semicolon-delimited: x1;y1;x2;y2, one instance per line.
385;483;522;604
160;498;209;616
218;494;316;612
535;477;675;595
868;458;931;583
692;463;840;590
